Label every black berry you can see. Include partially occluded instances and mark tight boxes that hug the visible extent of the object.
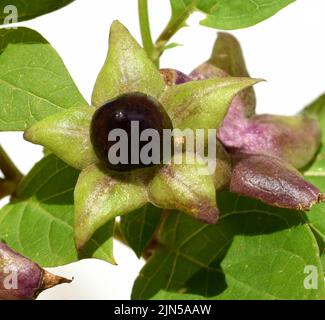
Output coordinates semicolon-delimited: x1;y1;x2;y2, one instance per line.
90;92;174;171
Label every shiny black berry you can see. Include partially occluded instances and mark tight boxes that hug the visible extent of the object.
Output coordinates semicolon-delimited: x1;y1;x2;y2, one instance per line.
90;92;174;171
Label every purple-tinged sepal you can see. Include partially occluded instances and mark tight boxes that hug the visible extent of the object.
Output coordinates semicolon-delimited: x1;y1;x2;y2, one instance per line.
229;153;324;211
0;242;71;300
220;114;321;169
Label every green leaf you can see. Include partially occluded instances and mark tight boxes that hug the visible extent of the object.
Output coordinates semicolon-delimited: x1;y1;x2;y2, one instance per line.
24;107;97;170
305;156;325;177
302;94;325;175
196;0;295;30
0;155;116;266
0;27;46;54
0;27;88;131
0;1;74;24
132;193;325;300
168;0;294;31
120;204;163;258
79;220;116;265
150;290;204;300
167;1;195;35
298;175;325;288
161;77;260;132
164;42;182;50
92;21;165;107
0;155;79;267
302;95;325;272
74;164;149;249
170;0;188;17
304;177;325;244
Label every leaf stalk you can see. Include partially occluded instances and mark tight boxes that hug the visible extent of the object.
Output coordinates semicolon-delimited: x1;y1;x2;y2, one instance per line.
153;4;194;65
0;145;23;198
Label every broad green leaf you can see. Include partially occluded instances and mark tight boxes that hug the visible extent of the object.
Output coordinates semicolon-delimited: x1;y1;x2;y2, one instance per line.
197;0;295;30
161;77;260;132
24;107;97;170
92;21;165;107
74;164;149;249
0;155;116;266
302;95;325;273
304;177;325;244
302;94;325;175
0;27;88;131
168;0;294;31
79;220;116;265
120;204;163;258
0;155;79;267
305;156;325;177
0;1;74;24
0;27;46;54
148;153;219;224
150;290;204;300
167;0;195;36
132;193;325;300
170;0;189;18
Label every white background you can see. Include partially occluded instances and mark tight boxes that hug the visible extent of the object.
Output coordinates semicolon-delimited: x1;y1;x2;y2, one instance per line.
0;0;325;299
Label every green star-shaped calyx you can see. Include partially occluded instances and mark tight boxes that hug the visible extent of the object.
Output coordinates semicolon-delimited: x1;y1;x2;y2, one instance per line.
24;21;260;249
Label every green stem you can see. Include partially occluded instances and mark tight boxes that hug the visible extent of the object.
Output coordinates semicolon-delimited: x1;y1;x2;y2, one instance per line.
138;0;194;66
138;0;155;60
0;178;16;199
152;5;195;66
0;145;23;182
